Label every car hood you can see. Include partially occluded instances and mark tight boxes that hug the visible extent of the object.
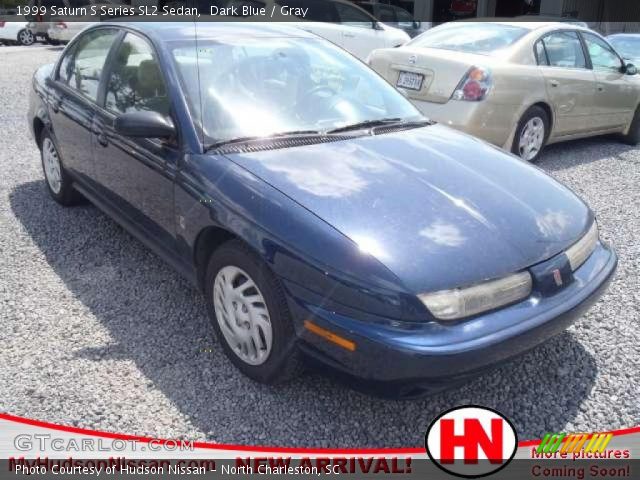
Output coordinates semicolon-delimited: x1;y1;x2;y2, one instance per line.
223;125;591;294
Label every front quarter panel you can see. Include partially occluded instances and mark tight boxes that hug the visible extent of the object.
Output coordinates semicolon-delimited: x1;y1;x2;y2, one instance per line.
175;153;428;324
28;63;55;143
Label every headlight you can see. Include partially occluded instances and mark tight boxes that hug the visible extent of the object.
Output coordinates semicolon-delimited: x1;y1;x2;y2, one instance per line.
565;221;599;271
418;272;532;321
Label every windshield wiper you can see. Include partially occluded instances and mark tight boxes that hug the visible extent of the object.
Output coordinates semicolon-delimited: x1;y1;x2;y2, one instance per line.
325;117;433;135
325;118;404;134
371;118;434;133
205;130;322;151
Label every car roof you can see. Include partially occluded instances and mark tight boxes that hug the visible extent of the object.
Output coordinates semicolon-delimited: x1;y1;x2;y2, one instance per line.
455;18;587;31
97;21;318;43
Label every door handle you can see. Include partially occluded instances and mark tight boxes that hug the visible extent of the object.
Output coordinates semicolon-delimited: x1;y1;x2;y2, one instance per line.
550;80;559;87
343;33;356;38
597;84;605;92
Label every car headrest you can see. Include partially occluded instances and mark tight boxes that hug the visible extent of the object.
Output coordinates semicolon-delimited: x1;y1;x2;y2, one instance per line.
136;59;166;97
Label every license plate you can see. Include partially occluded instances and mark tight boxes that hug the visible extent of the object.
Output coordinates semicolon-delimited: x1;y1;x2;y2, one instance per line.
396;71;424;91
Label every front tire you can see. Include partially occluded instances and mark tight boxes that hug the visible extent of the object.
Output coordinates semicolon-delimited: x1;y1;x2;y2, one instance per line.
512;106;549;162
40;130;82;206
621;106;640;145
17;29;34;46
204;240;303;384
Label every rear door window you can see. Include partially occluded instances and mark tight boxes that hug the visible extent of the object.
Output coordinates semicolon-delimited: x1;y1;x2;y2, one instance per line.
59;28;120;101
539;31;587;69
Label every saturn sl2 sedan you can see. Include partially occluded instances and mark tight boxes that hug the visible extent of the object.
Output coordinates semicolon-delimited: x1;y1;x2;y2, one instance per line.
28;22;617;397
368;22;640;162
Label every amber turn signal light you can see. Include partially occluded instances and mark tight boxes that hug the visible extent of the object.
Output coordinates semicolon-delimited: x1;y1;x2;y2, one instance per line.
304;320;356;352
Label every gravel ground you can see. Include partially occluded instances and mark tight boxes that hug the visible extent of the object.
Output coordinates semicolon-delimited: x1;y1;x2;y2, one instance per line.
0;45;638;448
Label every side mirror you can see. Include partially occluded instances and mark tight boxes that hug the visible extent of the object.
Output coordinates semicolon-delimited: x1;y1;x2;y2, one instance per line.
373;21;384;30
114;111;175;139
625;63;638;75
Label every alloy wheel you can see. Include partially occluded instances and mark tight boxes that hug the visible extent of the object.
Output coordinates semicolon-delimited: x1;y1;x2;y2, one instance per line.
42;137;62;194
213;266;273;365
518;116;545;161
19;30;34;46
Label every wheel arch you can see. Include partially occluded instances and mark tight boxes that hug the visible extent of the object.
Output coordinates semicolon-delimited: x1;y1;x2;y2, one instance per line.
32;95;53;150
623;101;640;134
193;225;242;291
504;100;554;150
530;101;554;137
33;117;46;149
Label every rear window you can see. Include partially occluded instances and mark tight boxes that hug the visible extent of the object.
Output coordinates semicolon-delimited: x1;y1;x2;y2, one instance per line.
409;23;528;55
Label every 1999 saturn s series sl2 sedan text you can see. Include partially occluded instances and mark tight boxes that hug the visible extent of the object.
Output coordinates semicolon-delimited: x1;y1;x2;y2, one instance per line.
28;22;617;398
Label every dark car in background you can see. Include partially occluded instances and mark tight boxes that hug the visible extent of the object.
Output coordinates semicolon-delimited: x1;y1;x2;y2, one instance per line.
450;0;477;17
607;33;640;66
354;1;430;37
28;22;617;397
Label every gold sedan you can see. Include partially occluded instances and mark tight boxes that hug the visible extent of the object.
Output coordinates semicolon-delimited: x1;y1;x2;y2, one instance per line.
367;22;640;161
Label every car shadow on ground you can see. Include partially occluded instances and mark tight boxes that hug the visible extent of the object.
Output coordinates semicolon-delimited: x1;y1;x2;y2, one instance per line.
10;180;598;448
539;137;637;172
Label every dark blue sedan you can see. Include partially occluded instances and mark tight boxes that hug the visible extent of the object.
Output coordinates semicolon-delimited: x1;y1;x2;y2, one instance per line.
28;22;617;397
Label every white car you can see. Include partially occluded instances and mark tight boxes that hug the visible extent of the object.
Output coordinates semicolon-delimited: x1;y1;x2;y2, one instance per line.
215;0;410;60
47;21;94;44
0;21;34;46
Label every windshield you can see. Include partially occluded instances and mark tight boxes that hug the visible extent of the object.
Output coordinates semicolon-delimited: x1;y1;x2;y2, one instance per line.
170;37;422;145
409;23;528;55
608;36;640;60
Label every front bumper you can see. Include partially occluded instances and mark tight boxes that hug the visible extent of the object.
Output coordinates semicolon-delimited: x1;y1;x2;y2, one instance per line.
289;242;617;389
411;98;520;149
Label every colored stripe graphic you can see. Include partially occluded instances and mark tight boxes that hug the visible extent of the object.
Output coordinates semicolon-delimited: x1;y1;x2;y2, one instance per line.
537;432;613;454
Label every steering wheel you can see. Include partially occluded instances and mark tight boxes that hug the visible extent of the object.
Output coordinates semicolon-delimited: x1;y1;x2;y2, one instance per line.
305;85;338;99
296;84;340;121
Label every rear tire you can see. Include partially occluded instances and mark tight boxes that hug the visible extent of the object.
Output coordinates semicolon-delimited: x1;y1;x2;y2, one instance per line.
511;106;549;162
621;106;640;145
40;130;83;206
17;29;34;46
204;240;303;384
